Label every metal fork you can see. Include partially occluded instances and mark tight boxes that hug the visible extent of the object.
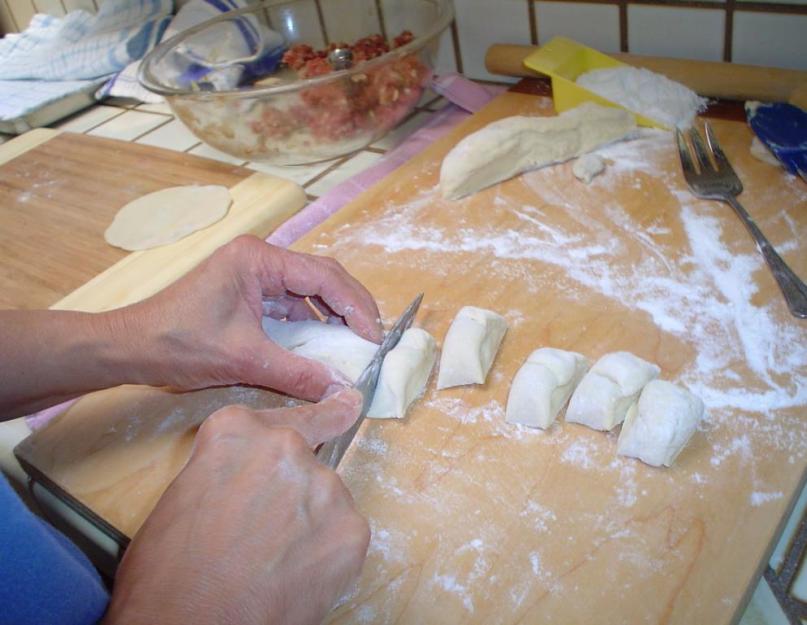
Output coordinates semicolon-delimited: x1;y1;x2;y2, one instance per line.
676;123;807;319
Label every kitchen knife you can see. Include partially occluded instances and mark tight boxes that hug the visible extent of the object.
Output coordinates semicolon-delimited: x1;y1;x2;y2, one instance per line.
316;292;424;469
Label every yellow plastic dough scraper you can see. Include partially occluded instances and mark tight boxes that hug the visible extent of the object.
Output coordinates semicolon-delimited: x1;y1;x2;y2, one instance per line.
316;293;423;469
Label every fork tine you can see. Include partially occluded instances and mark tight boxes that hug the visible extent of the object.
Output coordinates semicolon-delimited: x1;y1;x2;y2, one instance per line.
688;127;713;172
704;123;736;175
675;129;696;177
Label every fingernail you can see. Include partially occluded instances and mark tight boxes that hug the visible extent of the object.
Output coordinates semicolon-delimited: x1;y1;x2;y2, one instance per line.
330;387;362;409
322;382;348;399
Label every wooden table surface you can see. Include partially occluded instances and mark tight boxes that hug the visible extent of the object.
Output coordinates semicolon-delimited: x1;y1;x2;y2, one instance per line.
0;131;252;310
15;92;807;625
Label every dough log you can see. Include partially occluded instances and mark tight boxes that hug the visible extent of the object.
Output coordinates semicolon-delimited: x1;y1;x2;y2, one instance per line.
262;317;377;382
439;103;635;200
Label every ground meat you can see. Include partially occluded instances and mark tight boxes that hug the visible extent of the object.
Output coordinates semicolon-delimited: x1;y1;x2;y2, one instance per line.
254;30;429;144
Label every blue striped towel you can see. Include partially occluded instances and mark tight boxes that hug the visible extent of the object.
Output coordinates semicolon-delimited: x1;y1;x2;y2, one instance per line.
0;0;172;81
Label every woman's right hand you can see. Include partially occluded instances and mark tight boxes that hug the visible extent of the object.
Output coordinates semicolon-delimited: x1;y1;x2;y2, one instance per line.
103;388;369;625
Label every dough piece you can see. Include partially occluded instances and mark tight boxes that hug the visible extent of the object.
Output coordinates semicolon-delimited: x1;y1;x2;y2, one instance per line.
439;103;635;200
437;306;507;389
565;351;660;431
262;317;377;382
367;328;437;419
617;380;705;467
506;348;589;429
572;153;605;184
750;136;781;167
105;185;232;251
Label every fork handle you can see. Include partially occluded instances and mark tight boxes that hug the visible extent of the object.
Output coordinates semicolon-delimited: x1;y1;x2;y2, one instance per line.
726;196;807;319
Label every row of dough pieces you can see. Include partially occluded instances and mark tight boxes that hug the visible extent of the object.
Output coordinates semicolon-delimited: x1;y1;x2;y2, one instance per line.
263;305;704;468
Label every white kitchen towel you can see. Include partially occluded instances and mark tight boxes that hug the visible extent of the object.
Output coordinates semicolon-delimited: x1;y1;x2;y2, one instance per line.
0;0;172;81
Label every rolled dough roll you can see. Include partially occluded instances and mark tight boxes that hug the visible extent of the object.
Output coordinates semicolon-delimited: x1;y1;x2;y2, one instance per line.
565;351;660;431
506;348;589;429
439;103;635;200
262;317;377;382
617;380;705;467
367;328;437;419
437;306;507;389
105;185;232;251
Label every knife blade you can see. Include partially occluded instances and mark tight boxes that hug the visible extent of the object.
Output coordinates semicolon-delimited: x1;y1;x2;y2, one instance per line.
316;293;423;469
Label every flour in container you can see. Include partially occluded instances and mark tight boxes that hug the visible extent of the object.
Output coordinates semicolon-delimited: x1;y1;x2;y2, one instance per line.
576;66;707;129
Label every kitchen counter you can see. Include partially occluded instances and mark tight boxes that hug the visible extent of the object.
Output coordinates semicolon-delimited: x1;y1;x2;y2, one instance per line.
0;86;805;625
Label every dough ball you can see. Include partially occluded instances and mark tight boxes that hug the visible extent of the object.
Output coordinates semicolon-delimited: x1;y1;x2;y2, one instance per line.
437;306;507;389
617;380;704;467
105;185;232;251
367;328;437;419
572;153;605;184
262;317;377;382
565;351;660;431
506;348;589;429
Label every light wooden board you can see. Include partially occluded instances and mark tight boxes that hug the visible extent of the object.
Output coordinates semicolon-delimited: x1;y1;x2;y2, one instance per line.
0;130;305;310
17;92;807;625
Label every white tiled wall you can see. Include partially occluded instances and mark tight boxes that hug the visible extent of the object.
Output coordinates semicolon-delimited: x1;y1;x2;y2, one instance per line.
732;11;807;71
536;1;621;54
452;0;532;81
627;5;726;62
3;0;807;73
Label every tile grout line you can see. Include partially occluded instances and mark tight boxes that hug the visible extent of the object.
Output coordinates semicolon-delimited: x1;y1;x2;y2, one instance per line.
723;0;735;62
123;116;174;143
302;155;352;189
528;0;538;46
69;107;128;134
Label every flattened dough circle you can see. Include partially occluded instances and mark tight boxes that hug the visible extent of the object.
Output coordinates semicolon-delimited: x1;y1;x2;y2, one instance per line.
104;185;232;251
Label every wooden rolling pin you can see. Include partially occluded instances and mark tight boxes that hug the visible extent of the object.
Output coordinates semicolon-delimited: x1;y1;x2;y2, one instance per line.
486;43;807;108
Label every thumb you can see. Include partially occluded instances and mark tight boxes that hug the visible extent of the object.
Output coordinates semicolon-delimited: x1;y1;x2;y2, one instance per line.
243;334;351;401
253;388;363;447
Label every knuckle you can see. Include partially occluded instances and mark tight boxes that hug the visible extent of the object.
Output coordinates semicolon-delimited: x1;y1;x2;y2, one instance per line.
218;234;262;263
267;426;309;456
194;405;254;452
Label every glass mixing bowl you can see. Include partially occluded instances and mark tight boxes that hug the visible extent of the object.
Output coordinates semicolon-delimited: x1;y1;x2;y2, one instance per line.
139;0;454;165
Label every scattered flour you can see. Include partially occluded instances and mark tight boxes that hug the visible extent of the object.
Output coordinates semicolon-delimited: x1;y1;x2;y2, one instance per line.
750;491;784;507
576;66;707;129
325;127;806;622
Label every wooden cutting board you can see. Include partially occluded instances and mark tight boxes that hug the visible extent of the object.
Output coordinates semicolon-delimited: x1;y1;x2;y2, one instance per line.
0;129;306;311
16;92;807;625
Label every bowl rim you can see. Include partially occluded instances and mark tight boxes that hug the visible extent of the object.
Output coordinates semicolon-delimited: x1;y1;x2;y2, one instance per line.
138;0;455;99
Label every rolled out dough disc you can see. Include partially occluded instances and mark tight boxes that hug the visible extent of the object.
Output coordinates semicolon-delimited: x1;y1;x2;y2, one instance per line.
104;185;232;251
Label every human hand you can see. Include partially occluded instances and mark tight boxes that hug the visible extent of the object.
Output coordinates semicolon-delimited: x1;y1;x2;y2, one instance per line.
114;235;382;400
103;388;369;625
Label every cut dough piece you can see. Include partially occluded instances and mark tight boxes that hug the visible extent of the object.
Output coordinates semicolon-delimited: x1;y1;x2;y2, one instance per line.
572;153;605;184
506;348;589;429
617;380;705;467
105;185;232;251
565;351;660;431
439;103;635;200
367;328;437;419
262;317;377;382
437;306;507;389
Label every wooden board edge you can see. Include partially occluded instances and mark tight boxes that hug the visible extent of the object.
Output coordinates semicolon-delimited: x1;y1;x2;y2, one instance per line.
52;172;307;312
0;128;61;166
